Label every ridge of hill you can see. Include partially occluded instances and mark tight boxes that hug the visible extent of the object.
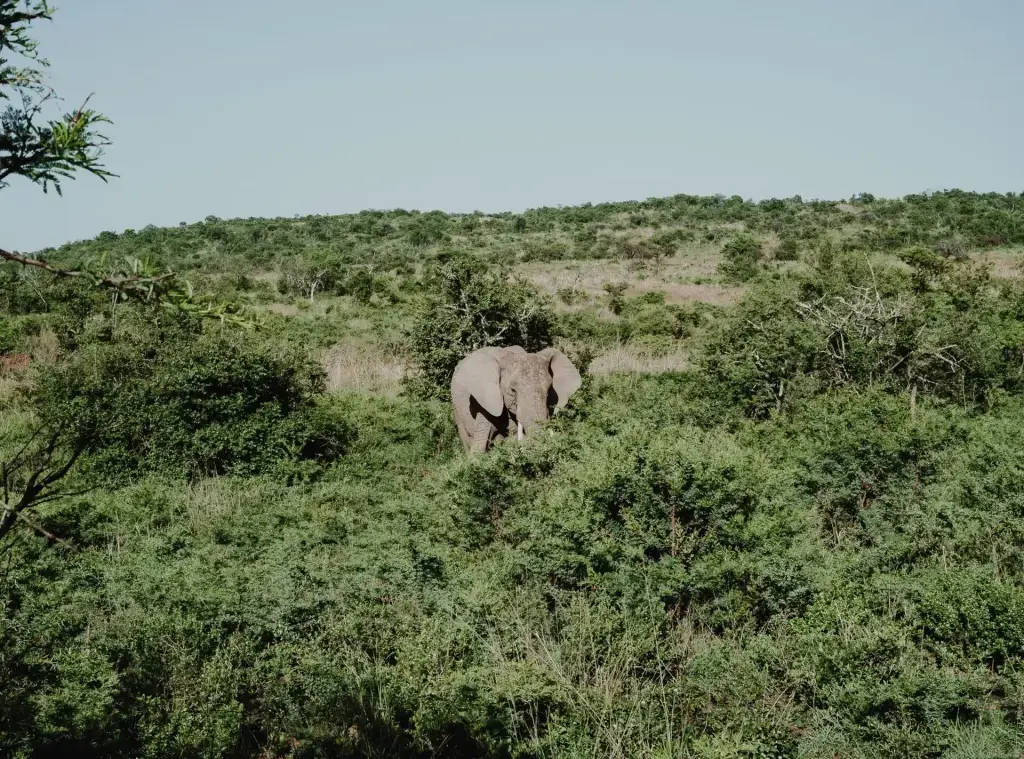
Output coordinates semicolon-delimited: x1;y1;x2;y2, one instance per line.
35;189;1024;275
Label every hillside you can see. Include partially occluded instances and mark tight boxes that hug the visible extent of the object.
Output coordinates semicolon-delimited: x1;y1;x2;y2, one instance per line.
35;190;1024;277
3;190;1024;757
27;189;1024;388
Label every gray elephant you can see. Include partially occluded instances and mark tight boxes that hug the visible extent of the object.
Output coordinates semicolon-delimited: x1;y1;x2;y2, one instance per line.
450;345;583;453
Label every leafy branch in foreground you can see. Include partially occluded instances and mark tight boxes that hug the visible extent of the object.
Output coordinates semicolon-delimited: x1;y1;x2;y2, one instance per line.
0;247;258;326
1;1;115;194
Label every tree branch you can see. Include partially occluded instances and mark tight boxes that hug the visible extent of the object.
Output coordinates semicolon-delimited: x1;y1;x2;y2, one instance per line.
0;246;260;327
0;424;84;544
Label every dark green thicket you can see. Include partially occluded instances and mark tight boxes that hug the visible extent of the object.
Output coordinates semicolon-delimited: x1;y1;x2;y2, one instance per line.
717;233;764;282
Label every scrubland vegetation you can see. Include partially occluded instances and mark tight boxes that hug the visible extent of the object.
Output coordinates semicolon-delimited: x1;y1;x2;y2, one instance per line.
4;188;1024;759
6;4;1024;756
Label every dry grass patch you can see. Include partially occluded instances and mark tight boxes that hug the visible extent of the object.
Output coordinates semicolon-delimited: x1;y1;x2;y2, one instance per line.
23;326;60;364
588;342;690;375
266;303;299;317
518;253;738;306
322;340;405;397
974;247;1022;279
252;270;281;285
631;281;742;306
345;317;374;332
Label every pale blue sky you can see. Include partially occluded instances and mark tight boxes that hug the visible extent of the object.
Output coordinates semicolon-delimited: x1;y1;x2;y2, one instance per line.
1;0;1020;251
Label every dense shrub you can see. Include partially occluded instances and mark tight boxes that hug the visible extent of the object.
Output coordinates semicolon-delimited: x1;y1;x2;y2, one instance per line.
8;370;1024;757
616;292;701;342
7;188;1024;757
32;328;352;482
405;254;557;399
717;233;764;282
701;256;1024;418
775;235;800;261
0;318;18;354
520;237;570;262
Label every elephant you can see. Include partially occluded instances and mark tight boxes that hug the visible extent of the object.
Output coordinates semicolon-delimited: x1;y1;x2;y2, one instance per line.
450;345;583;453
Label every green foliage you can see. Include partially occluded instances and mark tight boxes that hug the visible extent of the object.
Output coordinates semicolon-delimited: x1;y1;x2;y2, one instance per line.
603;280;630;314
405;254;557;399
700;277;821;418
31;323;351;483
0;1;114;195
346;267;376;303
700;256;1024;418
6;369;1024;756
0;318;18;353
717;233;764;282
6;187;1024;758
775;235;800;261
556;285;585;305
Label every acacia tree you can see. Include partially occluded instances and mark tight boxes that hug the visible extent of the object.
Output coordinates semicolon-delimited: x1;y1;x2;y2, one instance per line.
0;2;112;191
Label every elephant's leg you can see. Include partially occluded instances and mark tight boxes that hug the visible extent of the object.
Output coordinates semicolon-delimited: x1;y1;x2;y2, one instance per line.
454;408;472;450
470;414;496;454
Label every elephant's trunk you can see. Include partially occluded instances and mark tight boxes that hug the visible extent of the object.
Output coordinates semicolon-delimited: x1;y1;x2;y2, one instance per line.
516;395;549;439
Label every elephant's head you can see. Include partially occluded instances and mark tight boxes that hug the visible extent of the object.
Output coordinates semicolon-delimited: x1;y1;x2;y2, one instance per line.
459;345;583;441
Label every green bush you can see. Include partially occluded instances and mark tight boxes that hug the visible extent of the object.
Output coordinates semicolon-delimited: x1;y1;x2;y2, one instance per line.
32;328;352;482
616;293;700;343
701;257;1024;418
405;254;557;399
556;285;586;305
602;281;630;314
555;308;619;346
346;267;376;304
717;233;764;282
775;235;800;261
520;238;569;262
0;318;19;354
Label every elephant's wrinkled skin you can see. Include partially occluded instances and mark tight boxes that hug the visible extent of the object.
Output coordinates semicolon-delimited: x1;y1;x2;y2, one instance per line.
450;345;582;453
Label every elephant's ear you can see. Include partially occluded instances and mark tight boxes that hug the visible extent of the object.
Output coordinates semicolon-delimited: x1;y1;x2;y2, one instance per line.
462;349;505;416
540;347;582;410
